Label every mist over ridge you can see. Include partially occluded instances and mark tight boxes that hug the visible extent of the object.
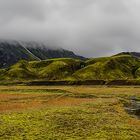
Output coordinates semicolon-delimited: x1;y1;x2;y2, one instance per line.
0;0;140;57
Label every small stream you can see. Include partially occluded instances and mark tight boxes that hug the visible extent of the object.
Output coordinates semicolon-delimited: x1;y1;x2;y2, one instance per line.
125;96;140;117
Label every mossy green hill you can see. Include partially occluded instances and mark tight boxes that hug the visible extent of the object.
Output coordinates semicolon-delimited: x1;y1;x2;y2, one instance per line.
1;54;140;81
73;55;140;80
0;58;82;80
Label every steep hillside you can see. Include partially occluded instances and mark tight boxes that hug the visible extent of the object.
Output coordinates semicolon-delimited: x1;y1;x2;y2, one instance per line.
72;55;140;80
0;58;83;80
0;40;85;68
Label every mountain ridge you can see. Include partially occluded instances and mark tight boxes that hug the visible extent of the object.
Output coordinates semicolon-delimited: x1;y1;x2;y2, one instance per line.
1;53;140;81
115;52;140;58
1;39;140;81
0;40;85;68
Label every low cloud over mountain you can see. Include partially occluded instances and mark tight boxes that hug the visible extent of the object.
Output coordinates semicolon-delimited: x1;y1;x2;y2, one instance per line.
0;0;140;57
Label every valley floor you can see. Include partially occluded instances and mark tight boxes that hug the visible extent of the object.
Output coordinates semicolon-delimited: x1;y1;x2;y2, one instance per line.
0;86;140;139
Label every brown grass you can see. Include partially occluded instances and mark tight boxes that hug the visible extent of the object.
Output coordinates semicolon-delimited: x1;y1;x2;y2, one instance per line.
0;91;95;112
0;85;140;112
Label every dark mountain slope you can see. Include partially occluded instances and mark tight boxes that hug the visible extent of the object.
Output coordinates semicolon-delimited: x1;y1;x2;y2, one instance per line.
0;41;39;68
0;40;85;68
19;41;85;60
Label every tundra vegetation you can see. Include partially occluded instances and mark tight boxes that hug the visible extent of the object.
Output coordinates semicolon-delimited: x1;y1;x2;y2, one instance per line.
0;86;140;139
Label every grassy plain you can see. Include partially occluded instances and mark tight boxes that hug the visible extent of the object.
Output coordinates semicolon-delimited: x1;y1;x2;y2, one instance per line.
0;86;140;139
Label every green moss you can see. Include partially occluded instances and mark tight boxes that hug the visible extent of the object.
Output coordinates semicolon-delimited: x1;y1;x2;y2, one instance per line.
38;61;69;79
73;55;140;80
0;58;82;80
6;68;36;79
86;57;110;65
1;55;140;81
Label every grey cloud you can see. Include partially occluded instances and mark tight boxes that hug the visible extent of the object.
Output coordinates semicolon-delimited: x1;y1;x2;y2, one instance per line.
0;0;46;23
0;0;140;57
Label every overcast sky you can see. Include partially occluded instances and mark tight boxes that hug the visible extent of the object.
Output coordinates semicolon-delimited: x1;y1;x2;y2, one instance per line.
0;0;140;57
